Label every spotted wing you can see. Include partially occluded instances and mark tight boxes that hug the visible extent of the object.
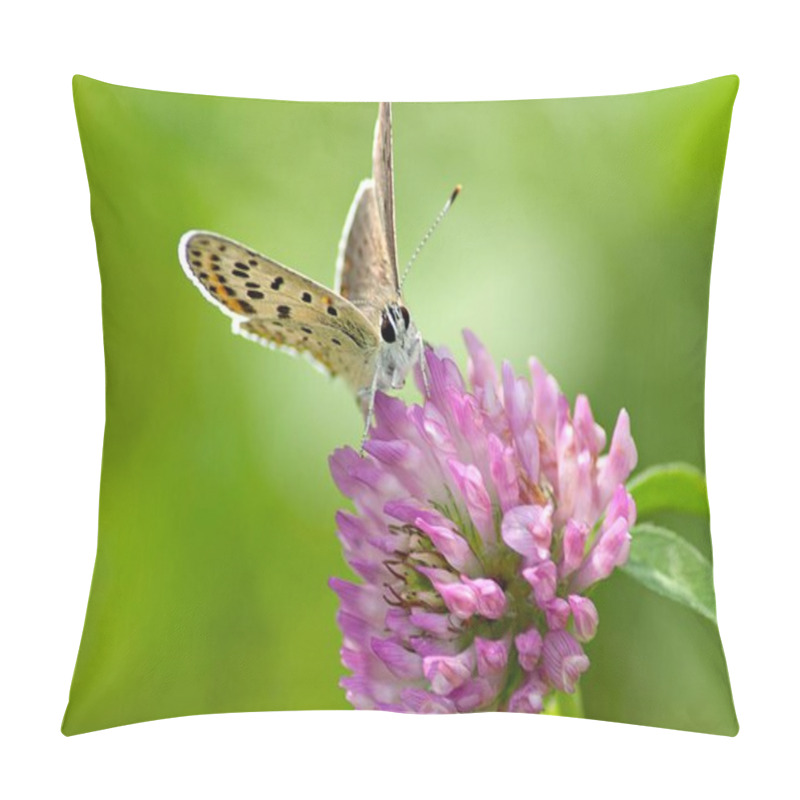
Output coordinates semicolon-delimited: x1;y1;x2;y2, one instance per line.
180;231;380;393
334;179;397;320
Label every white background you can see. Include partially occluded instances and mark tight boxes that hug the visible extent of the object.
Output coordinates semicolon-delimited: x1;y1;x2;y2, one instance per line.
2;1;797;797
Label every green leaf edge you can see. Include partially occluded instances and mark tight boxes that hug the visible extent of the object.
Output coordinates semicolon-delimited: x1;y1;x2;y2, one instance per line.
627;462;710;519
622;523;717;625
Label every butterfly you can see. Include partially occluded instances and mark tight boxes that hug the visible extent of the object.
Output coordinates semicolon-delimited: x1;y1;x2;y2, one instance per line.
179;103;453;442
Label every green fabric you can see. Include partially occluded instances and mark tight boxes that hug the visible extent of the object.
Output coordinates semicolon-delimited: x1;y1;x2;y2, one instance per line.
64;76;738;735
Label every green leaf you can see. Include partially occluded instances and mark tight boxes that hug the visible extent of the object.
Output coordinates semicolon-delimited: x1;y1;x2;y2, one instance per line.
622;523;717;624
627;462;709;519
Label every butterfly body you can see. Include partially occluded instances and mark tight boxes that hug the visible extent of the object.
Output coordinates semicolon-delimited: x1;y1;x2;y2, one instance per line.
369;300;422;397
179;103;425;433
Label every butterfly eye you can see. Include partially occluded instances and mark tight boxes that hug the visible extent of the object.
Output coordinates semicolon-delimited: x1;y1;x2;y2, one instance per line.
381;313;397;343
399;306;411;328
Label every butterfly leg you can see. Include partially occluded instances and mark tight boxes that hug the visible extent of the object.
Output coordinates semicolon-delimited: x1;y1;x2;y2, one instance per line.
360;367;381;453
419;333;432;398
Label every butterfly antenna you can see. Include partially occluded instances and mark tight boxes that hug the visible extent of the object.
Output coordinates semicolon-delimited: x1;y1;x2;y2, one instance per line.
398;185;461;293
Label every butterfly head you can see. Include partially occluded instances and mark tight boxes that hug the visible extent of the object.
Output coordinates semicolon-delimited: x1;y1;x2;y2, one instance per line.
377;303;422;391
380;303;411;344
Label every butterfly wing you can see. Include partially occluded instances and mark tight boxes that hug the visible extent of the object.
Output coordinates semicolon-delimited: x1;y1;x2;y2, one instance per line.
180;231;380;393
372;102;399;284
334;179;397;320
334;102;400;315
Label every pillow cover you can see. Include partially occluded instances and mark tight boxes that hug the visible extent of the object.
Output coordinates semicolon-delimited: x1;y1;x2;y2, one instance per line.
64;75;738;735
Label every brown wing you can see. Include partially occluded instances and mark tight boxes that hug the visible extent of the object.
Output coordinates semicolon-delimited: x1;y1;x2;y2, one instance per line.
372;102;399;284
334;179;398;322
179;231;380;393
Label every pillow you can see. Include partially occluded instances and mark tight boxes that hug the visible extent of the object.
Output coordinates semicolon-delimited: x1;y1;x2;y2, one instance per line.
64;75;738;735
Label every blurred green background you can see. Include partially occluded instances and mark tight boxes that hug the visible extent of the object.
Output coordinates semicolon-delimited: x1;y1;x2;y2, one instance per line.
64;76;738;735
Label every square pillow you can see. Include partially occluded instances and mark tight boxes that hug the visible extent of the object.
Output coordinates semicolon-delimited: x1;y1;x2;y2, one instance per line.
64;75;738;735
